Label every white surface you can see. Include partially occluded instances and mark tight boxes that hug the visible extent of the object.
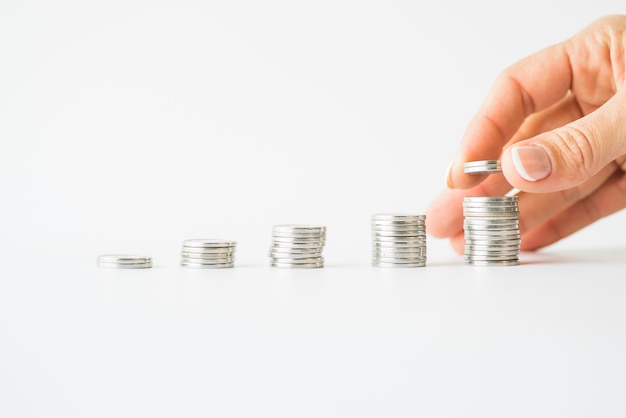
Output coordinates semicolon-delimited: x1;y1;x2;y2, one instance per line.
2;250;626;417
2;0;626;416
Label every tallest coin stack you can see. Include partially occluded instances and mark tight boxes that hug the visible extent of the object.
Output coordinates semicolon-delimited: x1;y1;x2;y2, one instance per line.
462;159;521;266
462;196;520;265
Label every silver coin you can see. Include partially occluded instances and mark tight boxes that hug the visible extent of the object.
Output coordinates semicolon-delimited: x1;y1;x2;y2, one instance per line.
372;220;426;226
465;241;520;247
464;235;520;241
465;259;520;266
98;254;152;264
372;220;426;227
374;248;427;256
271;241;325;249
372;232;426;241
372;225;426;231
372;213;425;221
271;262;324;268
269;247;324;254
464;226;519;231
269;246;323;253
273;224;326;232
373;244;427;251
97;259;153;266
272;229;325;235
181;255;236;262
465;260;519;265
463;222;519;228
464;226;520;232
373;241;427;247
372;261;426;268
182;254;236;262
464;227;519;233
181;247;237;255
463;214;519;220
464;159;501;166
463;223;519;230
181;262;235;269
181;247;237;257
463;206;519;214
371;226;427;233
372;257;427;262
270;256;324;263
271;236;326;243
465;235;521;242
464;249;520;257
373;240;427;247
372;218;426;223
272;235;325;241
269;251;323;259
463;208;519;214
372;249;427;256
463;196;519;205
183;239;237;248
372;231;427;238
373;259;427;265
372;226;425;232
97;261;153;269
463;217;519;224
464;164;502;175
465;236;521;243
373;244;426;250
463;207;519;214
463;198;517;204
465;239;521;245
464;255;519;262
372;251;427;257
463;199;518;205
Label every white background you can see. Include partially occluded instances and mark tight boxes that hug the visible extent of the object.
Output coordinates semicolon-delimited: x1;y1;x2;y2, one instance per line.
1;1;626;417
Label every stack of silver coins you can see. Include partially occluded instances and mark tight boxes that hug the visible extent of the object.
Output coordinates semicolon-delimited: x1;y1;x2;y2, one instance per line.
97;254;153;269
371;214;427;267
463;196;520;266
180;239;237;268
269;225;326;268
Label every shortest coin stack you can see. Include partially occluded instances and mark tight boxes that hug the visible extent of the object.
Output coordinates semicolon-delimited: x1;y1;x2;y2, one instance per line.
372;214;427;267
269;225;326;268
97;254;153;269
463;196;520;266
181;239;237;268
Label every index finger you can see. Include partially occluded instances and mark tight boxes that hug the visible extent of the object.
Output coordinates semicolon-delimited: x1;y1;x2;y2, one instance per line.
448;42;572;189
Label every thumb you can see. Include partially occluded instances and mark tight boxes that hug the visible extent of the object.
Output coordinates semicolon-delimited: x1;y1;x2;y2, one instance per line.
501;89;626;193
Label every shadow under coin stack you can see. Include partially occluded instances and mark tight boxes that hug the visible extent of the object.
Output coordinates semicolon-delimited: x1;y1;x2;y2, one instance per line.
371;214;427;267
269;225;326;268
180;239;237;268
463;160;521;266
97;254;153;269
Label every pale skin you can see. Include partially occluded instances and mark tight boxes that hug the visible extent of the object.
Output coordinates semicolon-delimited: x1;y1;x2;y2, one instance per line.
426;15;626;254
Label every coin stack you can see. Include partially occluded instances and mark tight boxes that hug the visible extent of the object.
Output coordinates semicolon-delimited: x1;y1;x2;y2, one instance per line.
180;239;237;268
463;196;520;266
371;214;427;267
269;225;326;268
97;254;153;269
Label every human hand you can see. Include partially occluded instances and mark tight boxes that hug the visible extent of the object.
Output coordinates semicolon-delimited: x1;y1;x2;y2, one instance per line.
426;15;626;254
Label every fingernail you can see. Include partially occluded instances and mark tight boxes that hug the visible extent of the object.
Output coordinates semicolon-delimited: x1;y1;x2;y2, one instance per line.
445;160;455;188
511;145;552;181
